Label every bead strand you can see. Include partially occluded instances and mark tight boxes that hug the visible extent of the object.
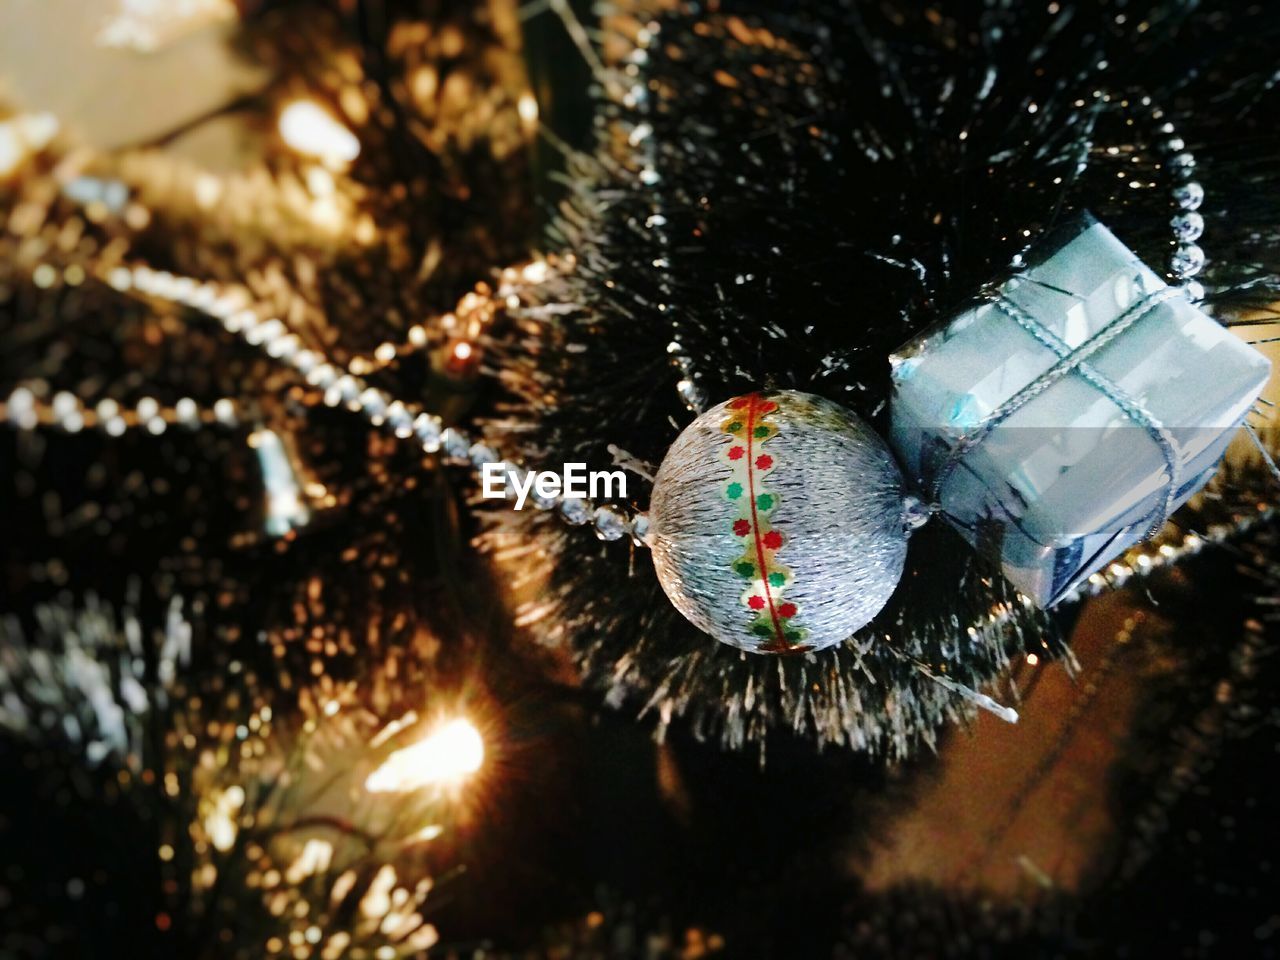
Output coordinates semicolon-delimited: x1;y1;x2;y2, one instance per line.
618;19;704;413
2;382;241;435
118;263;445;440
342;262;552;376
1135;96;1207;298
116;265;646;544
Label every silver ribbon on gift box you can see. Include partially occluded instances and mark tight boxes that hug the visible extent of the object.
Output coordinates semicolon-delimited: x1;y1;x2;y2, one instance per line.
889;213;1272;606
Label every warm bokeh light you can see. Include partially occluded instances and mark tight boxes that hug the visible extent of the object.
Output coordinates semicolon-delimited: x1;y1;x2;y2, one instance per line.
0;112;58;177
96;0;237;52
365;717;483;793
202;784;244;853
278;100;360;165
517;91;539;135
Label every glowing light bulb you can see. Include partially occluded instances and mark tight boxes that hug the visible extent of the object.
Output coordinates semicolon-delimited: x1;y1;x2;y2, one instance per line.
365;718;483;793
279;101;360;165
517;92;539;134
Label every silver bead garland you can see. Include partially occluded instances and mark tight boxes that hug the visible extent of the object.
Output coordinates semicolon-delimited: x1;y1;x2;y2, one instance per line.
2;382;241;435
1145;100;1207;291
110;264;645;545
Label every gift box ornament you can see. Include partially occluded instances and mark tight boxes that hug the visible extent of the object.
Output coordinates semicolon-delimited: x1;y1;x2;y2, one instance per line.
888;213;1272;606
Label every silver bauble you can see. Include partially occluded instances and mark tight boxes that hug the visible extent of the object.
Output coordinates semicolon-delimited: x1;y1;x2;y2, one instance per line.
647;390;914;654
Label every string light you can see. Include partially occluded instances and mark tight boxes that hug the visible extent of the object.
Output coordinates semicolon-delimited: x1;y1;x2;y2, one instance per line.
278;101;360;166
517;92;539;136
365;717;483;793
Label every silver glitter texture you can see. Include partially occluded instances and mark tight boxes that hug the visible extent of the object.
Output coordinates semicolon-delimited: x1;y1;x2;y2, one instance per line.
648;391;911;654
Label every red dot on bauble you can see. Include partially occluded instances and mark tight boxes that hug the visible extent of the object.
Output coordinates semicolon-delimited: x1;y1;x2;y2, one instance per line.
733;519;751;536
728;446;745;460
748;595;765;610
762;530;783;550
